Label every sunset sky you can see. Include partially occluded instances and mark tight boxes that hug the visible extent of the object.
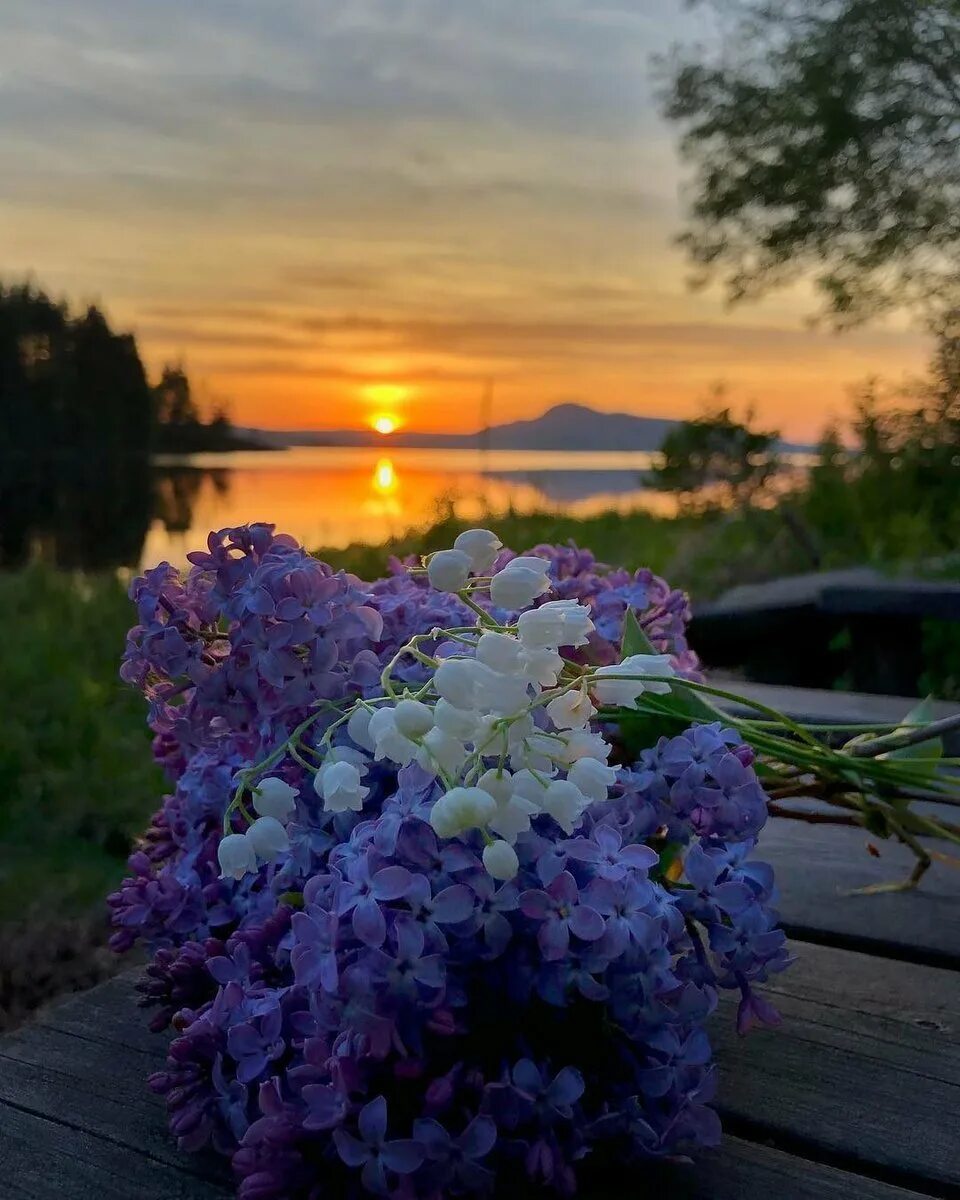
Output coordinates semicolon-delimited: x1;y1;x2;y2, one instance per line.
1;0;930;440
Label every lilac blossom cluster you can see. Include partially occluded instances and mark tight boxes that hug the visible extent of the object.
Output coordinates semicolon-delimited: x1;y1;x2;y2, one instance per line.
109;523;789;1199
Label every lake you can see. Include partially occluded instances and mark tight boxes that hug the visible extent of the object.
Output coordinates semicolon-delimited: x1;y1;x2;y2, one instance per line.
142;446;677;568
1;445;811;571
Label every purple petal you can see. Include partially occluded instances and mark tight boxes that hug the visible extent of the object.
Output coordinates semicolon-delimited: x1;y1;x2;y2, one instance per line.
431;884;475;924
593;825;621;855
546;1066;585;1108
372;865;413;901
413;954;445;989
380;1139;425;1174
459;1116;497;1160
358;1095;388;1147
353;897;387;948
361;1156;388;1196
682;845;716;890
302;1084;347;1131
548;870;579;905
412;1118;452;1159
538;917;570;961
620;843;658;871
394;915;426;961
562;838;601;864
567;904;605;942
226;1025;259;1057
520;888;553;920
512;1058;543;1095
713;881;753;915
483;911;513;957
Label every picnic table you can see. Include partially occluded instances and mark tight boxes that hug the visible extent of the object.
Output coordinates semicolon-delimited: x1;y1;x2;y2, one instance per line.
3;684;959;1200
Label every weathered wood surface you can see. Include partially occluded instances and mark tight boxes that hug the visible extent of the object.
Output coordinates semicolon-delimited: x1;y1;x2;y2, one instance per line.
4;953;956;1200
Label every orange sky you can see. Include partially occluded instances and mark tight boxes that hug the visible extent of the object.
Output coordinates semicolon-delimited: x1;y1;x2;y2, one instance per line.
0;1;931;442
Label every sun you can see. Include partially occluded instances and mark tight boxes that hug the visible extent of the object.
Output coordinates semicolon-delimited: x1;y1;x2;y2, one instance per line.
371;412;400;435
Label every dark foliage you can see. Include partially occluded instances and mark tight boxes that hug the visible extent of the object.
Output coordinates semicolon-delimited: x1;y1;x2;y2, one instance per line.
662;0;960;325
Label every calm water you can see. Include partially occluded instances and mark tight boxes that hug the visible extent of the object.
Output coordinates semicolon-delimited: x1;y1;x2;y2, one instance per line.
141;447;676;568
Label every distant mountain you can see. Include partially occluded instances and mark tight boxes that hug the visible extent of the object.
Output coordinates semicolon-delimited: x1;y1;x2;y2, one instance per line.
242;403;678;452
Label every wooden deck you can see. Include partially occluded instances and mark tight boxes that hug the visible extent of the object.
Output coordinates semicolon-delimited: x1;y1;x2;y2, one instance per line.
3;688;959;1198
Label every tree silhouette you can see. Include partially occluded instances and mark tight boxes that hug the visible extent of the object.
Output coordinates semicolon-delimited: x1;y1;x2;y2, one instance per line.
0;281;243;567
651;402;780;510
662;1;960;326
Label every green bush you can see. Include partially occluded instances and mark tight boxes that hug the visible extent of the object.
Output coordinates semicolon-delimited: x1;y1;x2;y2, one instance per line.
0;567;163;921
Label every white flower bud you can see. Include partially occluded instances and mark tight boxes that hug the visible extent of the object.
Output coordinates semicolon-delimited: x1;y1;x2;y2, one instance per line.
516;599;593;650
476;631;524;675
435;658;486;711
433;698;482;740
315;759;369;813
246;815;290;863
558;729;612;764
567;757;619;803
542;779;588;834
347;706;376;752
417;727;468;775
368;707;418;765
592;654;675;709
475;668;531;716
479;769;540;842
520;646;564;687
392;698;435;739
453;528;502;574
429;786;496;839
218;832;258;881
252;776;298;821
427;548;473;592
483;839;520;880
489;557;551;610
545;689;596;730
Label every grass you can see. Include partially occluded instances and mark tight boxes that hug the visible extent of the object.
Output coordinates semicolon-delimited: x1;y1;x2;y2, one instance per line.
0;567;164;923
315;506;701;584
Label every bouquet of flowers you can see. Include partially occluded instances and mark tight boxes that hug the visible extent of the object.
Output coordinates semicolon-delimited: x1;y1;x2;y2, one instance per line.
109;523;957;1199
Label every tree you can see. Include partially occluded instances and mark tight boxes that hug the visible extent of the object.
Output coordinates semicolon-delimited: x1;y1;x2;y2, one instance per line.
651;402;780;509
153;364;200;428
662;1;960;326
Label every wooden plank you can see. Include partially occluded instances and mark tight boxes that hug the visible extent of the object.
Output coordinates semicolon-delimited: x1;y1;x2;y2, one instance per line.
760;818;960;966
694;568;960;620
630;1136;935;1200
715;678;960;730
713;941;960;1192
0;1103;232;1200
4;960;958;1199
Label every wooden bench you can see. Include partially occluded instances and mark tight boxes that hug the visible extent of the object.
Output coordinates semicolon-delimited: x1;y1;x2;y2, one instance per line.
689;567;960;694
3;684;959;1199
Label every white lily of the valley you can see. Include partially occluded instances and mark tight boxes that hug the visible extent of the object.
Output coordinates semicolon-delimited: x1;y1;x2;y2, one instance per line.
368;707;419;765
482;839;520;880
453;527;502;574
592;654;676;709
392;698;435;739
545;688;597;730
542;779;588;834
217;832;257;880
252;776;298;821
246;815;290;863
429;786;497;838
427;548;473;592
315;759;369;813
567;757;619;803
489;556;551;609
